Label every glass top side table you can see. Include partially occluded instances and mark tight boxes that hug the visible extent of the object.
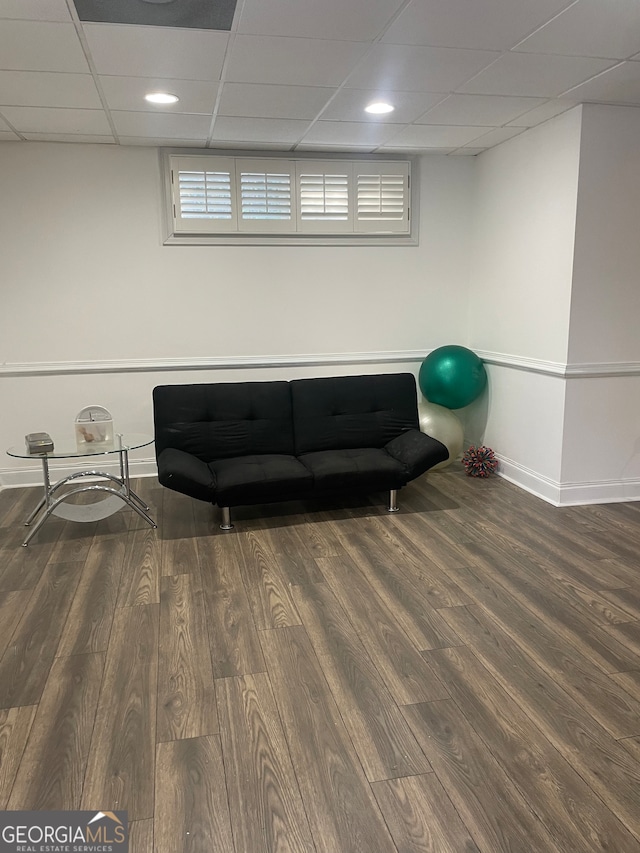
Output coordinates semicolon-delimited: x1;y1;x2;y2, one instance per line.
7;433;157;546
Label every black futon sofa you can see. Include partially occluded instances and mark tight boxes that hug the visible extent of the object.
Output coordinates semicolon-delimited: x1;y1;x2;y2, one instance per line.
153;373;448;529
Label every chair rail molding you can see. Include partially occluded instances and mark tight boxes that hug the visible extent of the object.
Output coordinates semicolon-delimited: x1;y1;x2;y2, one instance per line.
0;351;429;377
2;351;640;379
475;350;640;378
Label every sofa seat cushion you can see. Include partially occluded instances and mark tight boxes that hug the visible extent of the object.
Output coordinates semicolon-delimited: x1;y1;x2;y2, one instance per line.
211;454;313;505
299;448;407;491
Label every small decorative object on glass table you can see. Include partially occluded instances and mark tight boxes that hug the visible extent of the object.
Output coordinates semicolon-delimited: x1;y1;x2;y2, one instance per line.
25;432;54;454
6;433;156;546
75;404;114;451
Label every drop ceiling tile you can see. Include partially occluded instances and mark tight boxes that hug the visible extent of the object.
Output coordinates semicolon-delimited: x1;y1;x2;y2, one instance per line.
0;131;21;140
300;120;401;146
83;24;228;80
225;35;368;87
295;142;379;152
320;89;446;123
211;116;310;143
0;0;71;21
210;140;292;150
0;21;90;72
22;132;115;143
463;126;525;147
344;44;500;92
385;123;492;147
218;83;335;120
382;0;572;50
119;137;207;147
100;77;218;114
379;145;455;154
515;0;640;60
0;71;101;108
0;106;111;134
417;94;546;126
507;98;578;126
112;111;212;139
562;60;640;104
238;0;403;41
457;52;616;97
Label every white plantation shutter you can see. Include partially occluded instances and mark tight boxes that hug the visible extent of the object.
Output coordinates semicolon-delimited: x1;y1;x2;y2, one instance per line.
168;154;411;239
171;156;237;232
296;162;353;233
356;162;410;233
238;160;294;232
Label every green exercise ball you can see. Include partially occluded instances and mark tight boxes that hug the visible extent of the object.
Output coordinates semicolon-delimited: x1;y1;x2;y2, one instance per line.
419;345;487;410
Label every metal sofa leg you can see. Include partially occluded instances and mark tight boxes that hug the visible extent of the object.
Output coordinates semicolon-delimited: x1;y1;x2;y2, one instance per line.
388;489;399;513
220;506;234;530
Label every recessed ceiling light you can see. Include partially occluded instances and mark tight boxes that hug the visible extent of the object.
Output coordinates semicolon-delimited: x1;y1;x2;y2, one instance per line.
145;92;179;105
365;102;394;115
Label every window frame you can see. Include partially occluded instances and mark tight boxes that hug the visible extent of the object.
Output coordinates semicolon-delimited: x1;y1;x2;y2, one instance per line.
161;149;418;246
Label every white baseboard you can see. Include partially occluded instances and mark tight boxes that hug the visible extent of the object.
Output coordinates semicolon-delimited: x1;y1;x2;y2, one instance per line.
0;458;158;490
497;455;640;506
496;456;562;505
4;453;639;508
555;478;640;506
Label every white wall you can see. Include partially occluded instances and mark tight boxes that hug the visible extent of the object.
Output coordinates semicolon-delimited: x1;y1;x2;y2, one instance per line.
561;377;640;502
559;104;640;499
481;365;567;500
5;109;639;505
468;107;583;500
569;104;640;365
469;106;582;365
0;143;475;485
469;103;640;504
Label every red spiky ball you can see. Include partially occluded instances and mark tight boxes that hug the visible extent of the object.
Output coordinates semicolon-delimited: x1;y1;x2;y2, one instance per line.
461;445;498;478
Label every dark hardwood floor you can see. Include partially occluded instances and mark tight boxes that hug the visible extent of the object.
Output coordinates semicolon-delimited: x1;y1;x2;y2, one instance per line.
0;467;639;852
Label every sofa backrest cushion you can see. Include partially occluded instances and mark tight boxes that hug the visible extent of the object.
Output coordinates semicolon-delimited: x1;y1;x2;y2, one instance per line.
291;373;419;454
153;381;294;461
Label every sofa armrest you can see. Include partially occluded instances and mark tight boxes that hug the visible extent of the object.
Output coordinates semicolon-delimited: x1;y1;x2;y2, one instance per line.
157;448;217;503
385;429;449;479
